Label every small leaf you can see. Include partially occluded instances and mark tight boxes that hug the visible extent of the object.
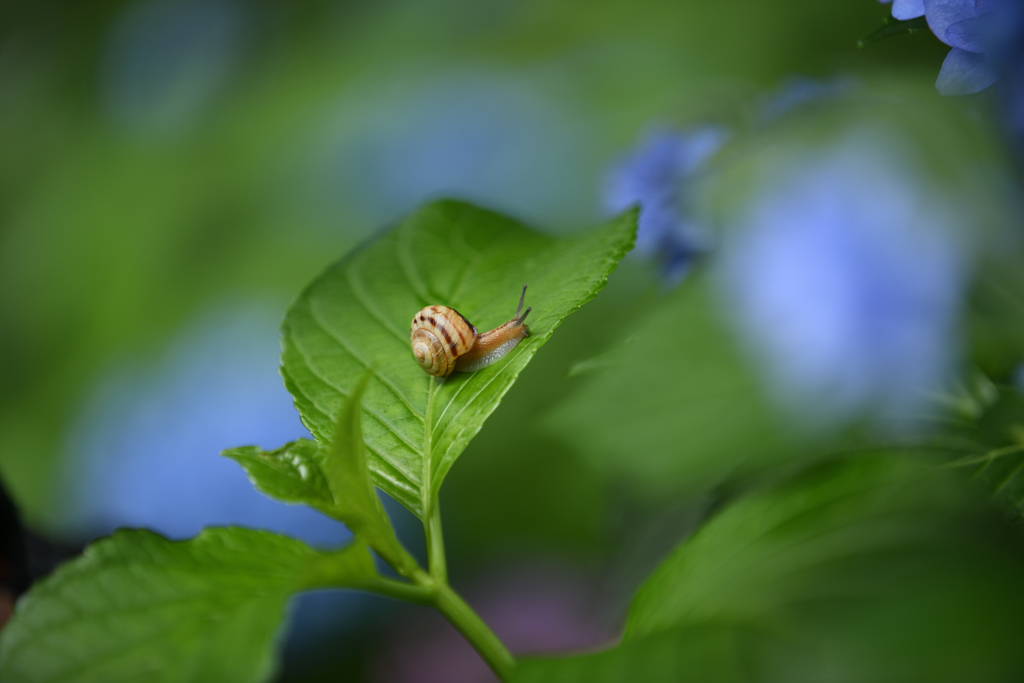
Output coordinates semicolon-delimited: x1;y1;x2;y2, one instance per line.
0;528;376;683
222;439;334;515
225;374;419;575
857;16;930;47
320;370;419;574
280;200;636;518
320;371;379;521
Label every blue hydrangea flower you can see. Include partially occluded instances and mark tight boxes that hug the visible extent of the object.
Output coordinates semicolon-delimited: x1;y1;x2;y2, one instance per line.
758;75;858;124
604;127;727;284
716;134;967;430
321;72;593;231
61;300;351;546
878;0;1022;96
877;0;924;23
99;0;250;136
987;4;1024;157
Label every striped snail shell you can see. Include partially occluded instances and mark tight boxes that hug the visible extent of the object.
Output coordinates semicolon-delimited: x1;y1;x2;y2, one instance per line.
410;286;532;377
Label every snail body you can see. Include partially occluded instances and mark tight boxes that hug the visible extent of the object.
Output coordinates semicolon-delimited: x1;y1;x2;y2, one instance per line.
410;286;531;377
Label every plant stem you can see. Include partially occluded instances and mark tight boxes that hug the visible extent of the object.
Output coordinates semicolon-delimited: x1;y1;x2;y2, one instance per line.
423;499;512;677
358;577;435;604
433;582;515;681
361;574;516;679
425;503;448;582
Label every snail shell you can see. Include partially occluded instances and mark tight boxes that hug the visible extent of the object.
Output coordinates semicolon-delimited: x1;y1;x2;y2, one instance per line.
410;286;531;377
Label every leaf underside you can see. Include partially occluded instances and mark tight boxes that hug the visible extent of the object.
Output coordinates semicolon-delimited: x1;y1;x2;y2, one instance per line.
279;200;636;518
222;439;334;515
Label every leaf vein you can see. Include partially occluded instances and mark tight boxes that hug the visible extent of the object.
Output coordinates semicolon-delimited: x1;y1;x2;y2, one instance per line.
346;257;411;346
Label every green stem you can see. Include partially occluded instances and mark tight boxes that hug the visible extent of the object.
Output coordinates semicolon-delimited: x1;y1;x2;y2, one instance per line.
358;574;515;680
358;577;436;605
434;582;515;681
422;502;513;679
425;503;448;582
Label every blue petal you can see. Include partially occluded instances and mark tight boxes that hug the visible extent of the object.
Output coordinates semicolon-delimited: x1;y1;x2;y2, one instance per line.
945;16;988;51
936;47;998;94
924;0;979;48
892;0;926;20
975;0;999;14
715;140;965;427
604;127;726;258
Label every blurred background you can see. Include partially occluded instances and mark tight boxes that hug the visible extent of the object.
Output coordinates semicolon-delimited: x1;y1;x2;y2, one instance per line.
2;0;1023;681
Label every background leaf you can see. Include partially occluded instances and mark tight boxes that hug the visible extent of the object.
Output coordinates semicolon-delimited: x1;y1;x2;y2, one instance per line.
0;528;376;683
967;254;1024;378
516;624;776;683
543;275;799;500
280;199;635;517
942;382;1024;519
517;454;1024;682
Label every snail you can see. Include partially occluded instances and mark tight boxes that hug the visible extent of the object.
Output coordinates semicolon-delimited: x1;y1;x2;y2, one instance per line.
410;286;532;377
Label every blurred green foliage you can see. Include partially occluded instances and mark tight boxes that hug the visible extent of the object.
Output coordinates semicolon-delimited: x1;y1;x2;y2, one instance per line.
518;454;1024;682
2;0;1023;681
545;274;800;501
0;0;957;528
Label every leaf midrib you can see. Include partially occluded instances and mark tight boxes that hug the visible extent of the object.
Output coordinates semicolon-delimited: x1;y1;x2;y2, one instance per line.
398;203;486;515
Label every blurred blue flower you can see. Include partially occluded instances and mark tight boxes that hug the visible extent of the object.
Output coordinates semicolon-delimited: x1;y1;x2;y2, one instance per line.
717;135;967;430
758;75;857;124
99;0;250;136
604;127;728;284
988;4;1024;158
316;71;596;231
60;299;350;547
878;0;1022;96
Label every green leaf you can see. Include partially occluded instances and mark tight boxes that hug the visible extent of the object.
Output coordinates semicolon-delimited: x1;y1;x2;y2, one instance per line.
544;276;798;500
321;370;420;574
280;200;636;517
224;374;419;575
943;382;1024;519
626;456;961;639
515;624;774;683
625;455;1024;680
518;455;1024;682
221;439;334;515
0;528;376;683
